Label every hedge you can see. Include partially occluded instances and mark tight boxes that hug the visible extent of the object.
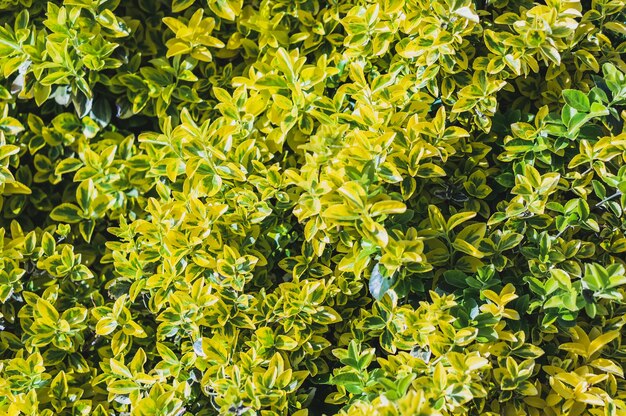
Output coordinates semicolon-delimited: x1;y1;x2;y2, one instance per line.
1;0;626;415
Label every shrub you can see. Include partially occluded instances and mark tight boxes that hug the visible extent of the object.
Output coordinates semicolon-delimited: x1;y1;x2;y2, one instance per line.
1;0;626;415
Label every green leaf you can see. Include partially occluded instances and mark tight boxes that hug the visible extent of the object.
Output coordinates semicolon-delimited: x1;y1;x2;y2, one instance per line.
50;371;68;399
369;263;395;301
79;220;96;242
447;211;477;231
275;335;298;350
209;0;241;21
550;269;571;288
34;83;51;105
108;380;139;394
369;200;406;217
76;179;96;212
91;98;112;128
332;372;362;387
41;232;56;256
90;195;112;217
0;117;25;135
37;298;59;322
338;182;367;210
452;239;485;258
52;113;81;132
563;89;590;112
314;307;342;324
454;6;479;23
0;144;20;159
95;317;118;336
172;0;196;12
55;158;83;175
50;203;83;223
41;71;70;86
256;75;289;89
72;91;93;118
416;163;446;178
110;358;133;379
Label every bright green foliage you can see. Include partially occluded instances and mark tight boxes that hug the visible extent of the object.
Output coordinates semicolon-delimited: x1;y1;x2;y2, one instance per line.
0;0;626;415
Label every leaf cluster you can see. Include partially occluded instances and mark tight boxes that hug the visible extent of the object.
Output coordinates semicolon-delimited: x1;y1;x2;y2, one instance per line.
0;0;626;415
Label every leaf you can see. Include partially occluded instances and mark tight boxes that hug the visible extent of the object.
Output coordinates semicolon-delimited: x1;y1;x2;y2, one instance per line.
274;48;295;80
41;232;56;256
575;50;599;72
447;211;477;231
369;263;395;301
37;298;59;322
456;223;486;247
41;71;70;86
454;6;479;23
452;239;485;258
256;75;289;89
589;358;624;377
96;317;118;336
443;270;468;288
79;220;96;242
588;331;619;357
275;335;299;350
563;89;590;112
0;117;25;135
338;181;367;210
550;269;571;288
73;91;93;118
208;0;241;21
34;83;51;105
157;342;178;364
416;163;446;178
362;215;389;247
52;113;81;132
108;380;139;394
323;204;360;221
172;0;195;12
50;203;83;223
314;307;342;324
0;144;20;159
91;98;112;128
428;204;447;231
110;358;133;379
541;45;561;66
55;158;83;175
369;200;406;217
499;232;523;251
604;21;626;36
91;195;112;217
77;179;96;212
50;371;68;399
332;372;362;390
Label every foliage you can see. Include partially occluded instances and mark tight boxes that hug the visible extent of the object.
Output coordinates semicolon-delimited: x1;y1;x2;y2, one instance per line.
0;0;626;415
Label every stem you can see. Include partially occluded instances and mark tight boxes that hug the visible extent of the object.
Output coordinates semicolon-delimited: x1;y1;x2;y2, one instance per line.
594;191;622;209
554;225;571;240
